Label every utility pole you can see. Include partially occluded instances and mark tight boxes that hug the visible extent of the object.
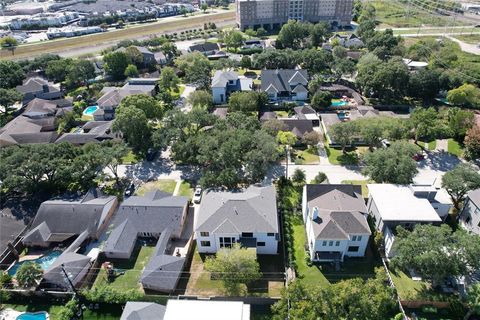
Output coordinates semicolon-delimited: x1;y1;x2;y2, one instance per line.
285;145;289;179
60;263;77;295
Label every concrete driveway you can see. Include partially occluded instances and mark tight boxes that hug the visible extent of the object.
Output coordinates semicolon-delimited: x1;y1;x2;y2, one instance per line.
178;85;197;113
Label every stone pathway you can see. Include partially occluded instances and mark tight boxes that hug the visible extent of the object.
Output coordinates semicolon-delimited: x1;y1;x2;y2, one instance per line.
435;139;448;152
318;142;330;165
172;180;182;196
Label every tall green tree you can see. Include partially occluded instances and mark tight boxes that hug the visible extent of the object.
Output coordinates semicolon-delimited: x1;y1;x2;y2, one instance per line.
0;88;23;125
0;36;18;55
16;262;43;288
113;107;152;153
447;84;480;108
125;46;144;66
118;94;164;119
363;141;418;184
174;52;212;89
441;164;480;210
464;284;480;320
158;66;180;92
0;60;25;89
409;107;439;143
45;58;72;83
277;20;311;49
205;244;261;295
102;142;128;186
188;90;213;110
224;30;244;51
445;107;475;142
329;121;359;153
66;60;95;88
228;91;266;112
124;64;139;78
103;51;129;80
311;90;332;111
310;22;330;48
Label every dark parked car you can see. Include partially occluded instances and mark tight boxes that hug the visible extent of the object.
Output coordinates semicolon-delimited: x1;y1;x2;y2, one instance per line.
124;182;135;197
146;148;157;161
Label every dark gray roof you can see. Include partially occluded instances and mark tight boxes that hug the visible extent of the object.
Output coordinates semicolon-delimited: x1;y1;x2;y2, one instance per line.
280;119;313;138
196;186;278;234
121;302;166;320
16;77;59;95
467;189;480;207
43;252;91;289
261;69;308;93
305;184;370;240
55;121;118;145
140;228;185;293
188;42;219;53
103;190;188;255
212;70;239;88
259;111;277;121
294;105;316;116
23;191;117;245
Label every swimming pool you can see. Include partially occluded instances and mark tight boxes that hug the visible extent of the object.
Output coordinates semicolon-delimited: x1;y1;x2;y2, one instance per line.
331;100;348;107
16;312;48;320
83;105;99;116
8;251;62;276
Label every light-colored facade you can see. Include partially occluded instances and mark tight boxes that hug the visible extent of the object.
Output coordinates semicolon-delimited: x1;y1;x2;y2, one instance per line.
236;0;353;31
196;231;278;255
459;189;480;236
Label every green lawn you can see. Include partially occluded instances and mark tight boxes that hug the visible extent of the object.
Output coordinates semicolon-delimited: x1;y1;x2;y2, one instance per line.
325;145;359;165
93;244;156;292
293;147;320;165
454;34;480;44
4;304;122;320
447;139;463;157
121;150;141;164
417;139;437;151
136;179;177;195
178;181;194;199
341;180;373;198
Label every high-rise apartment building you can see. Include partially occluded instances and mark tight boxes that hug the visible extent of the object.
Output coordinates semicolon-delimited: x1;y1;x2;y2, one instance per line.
236;0;353;31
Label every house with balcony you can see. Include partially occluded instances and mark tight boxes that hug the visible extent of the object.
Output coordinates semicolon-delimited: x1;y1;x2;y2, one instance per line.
261;69;309;102
367;184;451;258
302;184;371;262
195;185;279;255
458;189;480;236
211;70;253;104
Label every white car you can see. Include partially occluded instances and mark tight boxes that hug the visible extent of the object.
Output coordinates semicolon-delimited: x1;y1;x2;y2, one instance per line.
193;186;203;204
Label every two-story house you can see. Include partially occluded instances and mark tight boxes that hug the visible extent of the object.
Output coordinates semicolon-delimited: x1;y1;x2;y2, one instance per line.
195;185;279;255
211;70;253;104
459;189;480;236
261;69;309;102
302;184;371;262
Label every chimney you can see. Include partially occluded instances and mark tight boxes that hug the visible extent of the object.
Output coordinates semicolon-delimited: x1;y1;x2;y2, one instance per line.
42;84;49;93
312;207;319;221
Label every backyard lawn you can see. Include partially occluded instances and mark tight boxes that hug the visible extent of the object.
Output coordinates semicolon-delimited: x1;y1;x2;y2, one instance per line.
293;147;319;165
178;181;194;199
136;179;177;196
121;149;140;164
418;139;437;151
341;180;373;198
447;139;463;157
389;269;452;302
324;145;359;165
93;243;156;292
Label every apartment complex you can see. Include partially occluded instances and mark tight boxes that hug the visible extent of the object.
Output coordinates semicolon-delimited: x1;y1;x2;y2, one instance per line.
236;0;353;31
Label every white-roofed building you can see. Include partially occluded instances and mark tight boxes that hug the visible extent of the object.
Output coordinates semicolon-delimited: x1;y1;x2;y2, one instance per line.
163;300;250;320
367;184;451;258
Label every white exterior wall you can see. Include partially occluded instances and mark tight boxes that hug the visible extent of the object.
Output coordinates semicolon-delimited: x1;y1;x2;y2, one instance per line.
367;196;383;231
459;198;480;236
345;234;369;257
196;232;278;254
212;87;227;105
431;202;451;221
312;239;348;261
302;186;308;222
384;226;396;258
293;91;308;101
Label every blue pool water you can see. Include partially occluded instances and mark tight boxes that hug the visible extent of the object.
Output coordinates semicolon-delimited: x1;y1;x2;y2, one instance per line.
8;251;62;276
331;100;348;107
17;312;48;320
83;105;99;115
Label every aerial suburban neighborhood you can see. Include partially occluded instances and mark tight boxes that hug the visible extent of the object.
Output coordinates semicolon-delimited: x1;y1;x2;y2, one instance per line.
0;0;479;319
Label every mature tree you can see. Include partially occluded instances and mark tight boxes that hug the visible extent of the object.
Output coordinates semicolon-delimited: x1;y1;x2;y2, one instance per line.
158;66;180;92
256;27;267;38
160;42;179;61
329;121;359;153
332;57;356;80
272;269;396;320
464;284;480;320
16;262;43;288
311;171;328;184
66;59;95;88
174;52;212;89
240;55;251;69
245;28;256;39
409;107;439;143
180;6;188;16
391;224;480;286
311;90;332;111
441;164;480;210
0;88;23;125
205;244;261;295
292;168;306;185
302;131;321;146
277;131;298;147
363;141;418;184
45;58;71;83
113;107;152;153
99;142;128;186
407;68;440;101
224;30;244;51
228;91;266;112
262;119;288;136
103;51;129;80
124;64;139;78
1;36;18;55
188;90;213;110
57;299;80;320
118;94;164;119
277;20;311;49
356;3;376;39
310;22;330;48
465;125;480;161
366;29;402;60
447;84;480;107
356;118;386;150
0;60;25;89
201;2;209;12
298;48;331;74
445;107;475;142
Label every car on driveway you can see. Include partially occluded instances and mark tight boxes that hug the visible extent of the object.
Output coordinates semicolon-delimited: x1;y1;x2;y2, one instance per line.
193;186;203;204
124;182;136;197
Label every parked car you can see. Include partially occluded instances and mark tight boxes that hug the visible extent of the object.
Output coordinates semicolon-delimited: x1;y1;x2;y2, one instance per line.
146;148;157;161
193;186;203;204
124;182;136;197
412;153;425;161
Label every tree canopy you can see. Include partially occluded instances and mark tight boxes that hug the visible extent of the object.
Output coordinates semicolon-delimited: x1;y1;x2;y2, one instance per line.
16;262;43;288
228;91;267;113
441;164;480;210
103;51;129;80
0;60;25;89
174;52;212;89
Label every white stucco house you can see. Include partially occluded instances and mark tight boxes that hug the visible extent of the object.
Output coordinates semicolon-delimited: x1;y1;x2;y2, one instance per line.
458;189;480;236
260;69;309;102
211;70;253;104
367;184;451;258
302;184;371;262
195;185;279;255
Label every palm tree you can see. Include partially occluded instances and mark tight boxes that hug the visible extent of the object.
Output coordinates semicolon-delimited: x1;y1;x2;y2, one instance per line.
16;262;43;288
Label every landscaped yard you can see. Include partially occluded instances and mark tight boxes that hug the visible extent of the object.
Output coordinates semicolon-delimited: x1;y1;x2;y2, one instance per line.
324;145;360;165
136;179;177;196
293;147;319;165
93;243;156;292
178;181;194;199
185;247;284;297
454;34;480;44
447;139;463;157
4;304;122;320
418;139;437;151
341;180;373;198
121;149;140;164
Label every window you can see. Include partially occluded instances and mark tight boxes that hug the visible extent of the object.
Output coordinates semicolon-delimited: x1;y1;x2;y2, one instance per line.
200;241;211;247
242;232;253;238
335;241;340;246
466;216;471;224
356;236;362;241
220;237;236;248
200;232;209;237
322;241;327;246
352;235;357;241
329;241;333;246
257;242;265;247
267;233;275;237
348;246;359;252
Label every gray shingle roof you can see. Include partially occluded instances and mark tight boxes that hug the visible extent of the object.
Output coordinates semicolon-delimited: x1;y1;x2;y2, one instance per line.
467;189;480;207
280;119;313;138
16;77;59;95
120;302;166;320
55;121;118;145
188;42;219;53
212;70;239;88
43;252;91;289
196;186;278;234
261;69;308;93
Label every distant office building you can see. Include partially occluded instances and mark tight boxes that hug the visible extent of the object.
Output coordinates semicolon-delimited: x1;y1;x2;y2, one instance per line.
236;0;353;31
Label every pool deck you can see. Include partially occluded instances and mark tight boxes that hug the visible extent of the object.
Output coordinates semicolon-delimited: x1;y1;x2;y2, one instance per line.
0;309;23;320
18;254;43;262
